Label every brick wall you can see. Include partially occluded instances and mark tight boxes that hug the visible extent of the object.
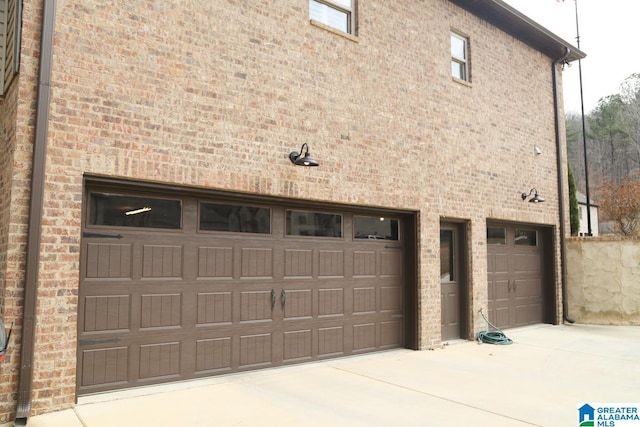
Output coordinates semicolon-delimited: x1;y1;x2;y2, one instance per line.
2;0;568;418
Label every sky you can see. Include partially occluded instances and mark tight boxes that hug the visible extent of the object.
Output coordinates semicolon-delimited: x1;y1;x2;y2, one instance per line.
503;0;639;115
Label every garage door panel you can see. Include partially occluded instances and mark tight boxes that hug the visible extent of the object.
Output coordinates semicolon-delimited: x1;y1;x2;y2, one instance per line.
140;293;182;329
381;320;402;347
514;278;543;326
318;288;344;317
239;333;273;368
353;323;376;351
283;329;313;362
318;326;345;356
489;279;509;301
195;337;232;374
381;286;402;312
86;243;132;278
239;290;274;322
318;250;344;277
197;292;232;325
490;307;510;329
142;245;183;278
515;302;543;326
353;287;376;313
241;247;273;278
381;251;402;276
198;246;233;278
514;252;541;274
353;251;376;276
138;342;181;380
514;279;542;298
282;289;312;319
489;252;509;274
83;295;130;332
80;346;128;389
284;249;313;277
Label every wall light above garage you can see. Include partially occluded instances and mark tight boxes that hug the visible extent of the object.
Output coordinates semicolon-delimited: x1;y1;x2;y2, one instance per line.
521;188;545;203
289;143;319;167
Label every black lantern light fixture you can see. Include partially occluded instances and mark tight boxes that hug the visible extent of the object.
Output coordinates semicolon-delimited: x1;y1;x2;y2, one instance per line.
521;188;545;203
289;143;319;167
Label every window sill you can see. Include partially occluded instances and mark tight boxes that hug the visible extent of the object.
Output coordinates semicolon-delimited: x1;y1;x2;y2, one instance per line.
310;19;358;43
452;77;472;88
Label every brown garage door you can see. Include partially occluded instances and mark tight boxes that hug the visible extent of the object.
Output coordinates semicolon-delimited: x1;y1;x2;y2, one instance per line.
487;225;544;329
77;190;405;394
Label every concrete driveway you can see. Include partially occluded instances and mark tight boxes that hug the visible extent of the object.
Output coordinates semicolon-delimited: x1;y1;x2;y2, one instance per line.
15;323;640;427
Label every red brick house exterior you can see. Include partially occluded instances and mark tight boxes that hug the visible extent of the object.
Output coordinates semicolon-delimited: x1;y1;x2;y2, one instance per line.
0;0;583;422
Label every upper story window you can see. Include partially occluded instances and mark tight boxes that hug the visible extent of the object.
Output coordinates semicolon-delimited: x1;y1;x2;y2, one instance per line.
309;0;355;35
451;32;469;82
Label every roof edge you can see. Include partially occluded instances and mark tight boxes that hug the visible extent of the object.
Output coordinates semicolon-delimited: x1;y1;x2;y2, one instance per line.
450;0;586;62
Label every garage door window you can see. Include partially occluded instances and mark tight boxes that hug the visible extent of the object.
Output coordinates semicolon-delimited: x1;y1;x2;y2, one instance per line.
89;192;182;229
286;210;342;237
199;202;270;234
487;227;506;245
515;229;537;246
354;216;399;240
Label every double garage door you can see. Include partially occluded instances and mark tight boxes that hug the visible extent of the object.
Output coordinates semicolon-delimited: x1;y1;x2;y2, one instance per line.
78;188;407;394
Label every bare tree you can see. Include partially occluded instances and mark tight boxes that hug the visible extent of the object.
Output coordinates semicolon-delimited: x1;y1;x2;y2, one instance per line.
588;94;629;185
569;73;640;202
618;73;640;171
599;175;640;237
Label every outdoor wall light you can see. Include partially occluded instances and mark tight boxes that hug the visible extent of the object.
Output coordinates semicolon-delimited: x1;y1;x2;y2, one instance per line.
289;143;319;167
521;188;545;203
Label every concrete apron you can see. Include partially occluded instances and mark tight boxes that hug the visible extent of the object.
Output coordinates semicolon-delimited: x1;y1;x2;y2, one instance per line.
15;324;640;427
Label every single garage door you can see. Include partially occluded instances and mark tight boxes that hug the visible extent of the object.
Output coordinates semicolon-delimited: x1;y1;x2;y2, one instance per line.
486;224;545;329
78;188;406;394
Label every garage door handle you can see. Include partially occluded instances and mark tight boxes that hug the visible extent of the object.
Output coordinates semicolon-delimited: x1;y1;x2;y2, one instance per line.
281;289;286;309
271;289;276;310
513;280;518;291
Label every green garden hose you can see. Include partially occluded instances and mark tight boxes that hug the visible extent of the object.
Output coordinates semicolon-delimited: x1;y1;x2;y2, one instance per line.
477;309;513;345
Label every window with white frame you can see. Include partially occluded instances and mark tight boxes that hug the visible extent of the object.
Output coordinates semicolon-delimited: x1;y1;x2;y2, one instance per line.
309;0;355;35
450;32;469;82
